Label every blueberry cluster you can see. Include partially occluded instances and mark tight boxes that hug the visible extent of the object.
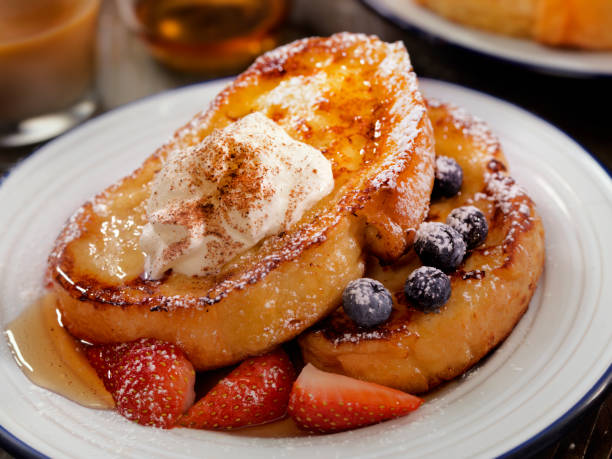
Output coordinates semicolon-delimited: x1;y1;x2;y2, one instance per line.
404;161;489;313
341;160;491;324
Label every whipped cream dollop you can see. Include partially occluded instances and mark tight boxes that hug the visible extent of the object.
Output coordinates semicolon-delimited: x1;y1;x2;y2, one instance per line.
140;112;334;280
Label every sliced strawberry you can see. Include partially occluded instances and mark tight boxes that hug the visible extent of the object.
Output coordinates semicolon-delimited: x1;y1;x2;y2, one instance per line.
107;338;195;428
84;342;131;393
179;349;295;430
288;364;423;433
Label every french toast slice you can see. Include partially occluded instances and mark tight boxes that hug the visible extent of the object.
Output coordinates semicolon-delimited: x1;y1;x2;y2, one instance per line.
299;100;546;393
49;33;435;370
415;0;612;49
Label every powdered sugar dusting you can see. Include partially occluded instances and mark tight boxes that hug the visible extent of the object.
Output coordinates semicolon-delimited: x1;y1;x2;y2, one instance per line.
427;98;501;157
446;206;480;235
406;266;446;298
416;222;454;253
485;172;526;213
466;171;536;251
331;322;410;345
112;339;195;428
435;156;457;177
367;38;434;220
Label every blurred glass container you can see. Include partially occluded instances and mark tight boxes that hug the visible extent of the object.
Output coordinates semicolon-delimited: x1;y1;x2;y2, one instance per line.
116;0;288;74
0;0;100;147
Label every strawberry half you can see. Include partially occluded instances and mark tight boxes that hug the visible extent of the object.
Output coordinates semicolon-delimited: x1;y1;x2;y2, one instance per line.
84;342;131;393
288;364;423;433
86;338;196;428
179;349;295;430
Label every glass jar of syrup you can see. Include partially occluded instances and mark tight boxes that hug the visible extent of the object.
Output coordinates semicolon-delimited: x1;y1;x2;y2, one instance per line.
117;0;288;74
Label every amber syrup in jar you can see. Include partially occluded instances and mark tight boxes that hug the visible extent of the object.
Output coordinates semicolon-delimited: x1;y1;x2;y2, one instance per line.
124;0;288;74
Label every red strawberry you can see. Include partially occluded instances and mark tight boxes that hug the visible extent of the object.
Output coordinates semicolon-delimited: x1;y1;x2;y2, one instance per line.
86;338;196;428
179;349;295;430
84;342;131;393
288;364;423;433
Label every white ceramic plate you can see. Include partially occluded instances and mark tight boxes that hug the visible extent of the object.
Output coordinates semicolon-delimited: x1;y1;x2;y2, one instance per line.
0;78;611;458
361;0;612;77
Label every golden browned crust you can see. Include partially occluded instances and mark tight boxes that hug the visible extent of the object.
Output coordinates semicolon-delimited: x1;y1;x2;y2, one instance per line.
48;33;435;370
298;100;546;393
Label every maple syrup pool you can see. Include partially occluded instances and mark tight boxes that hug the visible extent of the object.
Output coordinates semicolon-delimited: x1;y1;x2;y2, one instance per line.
4;293;307;437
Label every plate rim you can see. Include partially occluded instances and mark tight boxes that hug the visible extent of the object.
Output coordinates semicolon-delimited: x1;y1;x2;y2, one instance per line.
501;368;612;458
0;425;45;459
359;0;612;78
0;77;610;458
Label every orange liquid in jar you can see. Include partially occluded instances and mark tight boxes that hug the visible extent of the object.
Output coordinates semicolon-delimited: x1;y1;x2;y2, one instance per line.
0;0;100;123
128;0;288;73
5;293;306;437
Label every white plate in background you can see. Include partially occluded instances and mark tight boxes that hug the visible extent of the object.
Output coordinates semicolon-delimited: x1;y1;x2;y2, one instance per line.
361;0;612;77
0;78;610;458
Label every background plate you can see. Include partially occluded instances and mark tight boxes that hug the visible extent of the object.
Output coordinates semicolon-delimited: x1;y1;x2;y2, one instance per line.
0;78;610;458
361;0;612;77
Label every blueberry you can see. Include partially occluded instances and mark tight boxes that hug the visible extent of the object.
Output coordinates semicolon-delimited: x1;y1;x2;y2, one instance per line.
414;222;466;272
342;278;393;327
433;156;463;198
446;206;488;250
404;266;451;313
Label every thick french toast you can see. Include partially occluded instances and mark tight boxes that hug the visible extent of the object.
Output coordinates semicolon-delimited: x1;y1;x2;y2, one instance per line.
299;100;546;393
49;33;435;370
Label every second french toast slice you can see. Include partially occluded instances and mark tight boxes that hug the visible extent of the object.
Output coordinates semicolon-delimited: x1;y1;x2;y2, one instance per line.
299;100;545;393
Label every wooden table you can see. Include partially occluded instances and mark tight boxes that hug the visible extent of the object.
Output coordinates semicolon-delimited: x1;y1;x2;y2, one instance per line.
1;0;610;457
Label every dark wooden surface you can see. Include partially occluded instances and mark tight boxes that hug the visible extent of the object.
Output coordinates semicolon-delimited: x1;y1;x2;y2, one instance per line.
1;0;610;457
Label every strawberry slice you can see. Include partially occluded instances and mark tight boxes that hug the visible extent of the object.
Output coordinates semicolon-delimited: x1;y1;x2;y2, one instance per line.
84;342;131;393
288;364;423;433
179;349;295;430
86;338;196;428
